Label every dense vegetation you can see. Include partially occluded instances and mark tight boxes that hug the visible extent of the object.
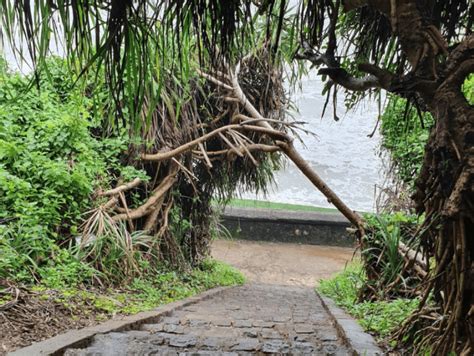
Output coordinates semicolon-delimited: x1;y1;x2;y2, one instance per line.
319;263;418;341
319;212;424;350
380;74;474;191
1;0;473;354
0;58;244;304
380;97;434;190
319;62;474;353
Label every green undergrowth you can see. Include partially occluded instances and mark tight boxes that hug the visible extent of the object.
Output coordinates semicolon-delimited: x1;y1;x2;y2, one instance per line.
28;259;245;318
0;58;245;300
380;74;474;190
318;263;419;342
0;57;147;285
225;198;337;213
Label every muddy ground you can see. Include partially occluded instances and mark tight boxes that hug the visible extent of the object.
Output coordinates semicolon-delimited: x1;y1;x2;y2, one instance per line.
211;239;356;286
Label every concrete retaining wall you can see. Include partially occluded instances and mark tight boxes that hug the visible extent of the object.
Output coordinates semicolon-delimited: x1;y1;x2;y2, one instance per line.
220;207;354;247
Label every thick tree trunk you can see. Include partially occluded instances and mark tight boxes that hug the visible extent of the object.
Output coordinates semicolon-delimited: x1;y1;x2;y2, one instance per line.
412;35;474;354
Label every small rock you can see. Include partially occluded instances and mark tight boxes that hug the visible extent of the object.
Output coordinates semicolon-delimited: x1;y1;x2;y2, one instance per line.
231;338;260;351
189;319;209;327
162;317;181;325
294;324;314;334
141;323;164;333
164;324;185;334
200;336;222;349
261;339;290;353
243;329;259;338
293;318;309;324
320;333;338;342
252;320;275;328
213;318;232;327
292;341;314;353
260;329;282;339
168;335;197;348
322;343;338;354
233;319;252;328
149;334;166;346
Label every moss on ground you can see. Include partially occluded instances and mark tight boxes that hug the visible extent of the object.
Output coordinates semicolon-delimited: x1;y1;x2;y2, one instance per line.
27;259;245;320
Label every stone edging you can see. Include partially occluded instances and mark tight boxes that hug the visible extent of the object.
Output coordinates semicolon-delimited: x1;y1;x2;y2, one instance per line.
316;292;384;356
222;206;350;225
9;286;232;356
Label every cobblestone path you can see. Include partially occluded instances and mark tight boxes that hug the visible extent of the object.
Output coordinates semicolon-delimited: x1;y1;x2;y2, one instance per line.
65;284;350;355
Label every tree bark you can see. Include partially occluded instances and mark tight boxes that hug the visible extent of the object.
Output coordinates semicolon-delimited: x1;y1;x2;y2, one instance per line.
412;35;474;353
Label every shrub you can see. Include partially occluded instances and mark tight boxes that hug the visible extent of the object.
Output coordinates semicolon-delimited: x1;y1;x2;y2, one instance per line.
361;212;422;299
379;96;433;189
380;75;473;190
0;59;149;284
319;263;419;340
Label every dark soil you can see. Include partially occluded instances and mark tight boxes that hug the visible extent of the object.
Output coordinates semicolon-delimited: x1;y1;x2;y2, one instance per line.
0;285;106;355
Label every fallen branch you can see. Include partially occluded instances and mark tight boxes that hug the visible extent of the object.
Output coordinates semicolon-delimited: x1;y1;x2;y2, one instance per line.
230;62;366;235
143;196;165;232
141;124;242;161
193;144;280;157
112;173;176;221
399;241;427;270
218;132;244;157
101;197;118;211
198;142;213;168
141;124;289;162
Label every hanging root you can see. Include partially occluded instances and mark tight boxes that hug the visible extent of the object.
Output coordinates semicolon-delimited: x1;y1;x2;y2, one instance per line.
394;39;474;352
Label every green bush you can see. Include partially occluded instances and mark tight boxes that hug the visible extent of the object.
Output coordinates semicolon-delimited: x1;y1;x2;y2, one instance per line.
380;96;433;189
0;58;149;284
29;258;245;317
319;263;419;340
380;75;474;189
0;60;105;281
462;73;474;105
360;212;421;298
123;259;245;312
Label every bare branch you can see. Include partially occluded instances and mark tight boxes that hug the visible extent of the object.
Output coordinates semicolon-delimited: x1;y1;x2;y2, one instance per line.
142;123;288;162
295;41;395;92
99;178;142;197
218;132;244;157
198;143;213;168
194;144;280;157
196;69;233;91
318;68;383;91
101;197;118;211
143;196;165;232
112;173;176;222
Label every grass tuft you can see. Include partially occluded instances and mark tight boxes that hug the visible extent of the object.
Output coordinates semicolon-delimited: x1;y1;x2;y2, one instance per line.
318;263;419;340
226;198;338;213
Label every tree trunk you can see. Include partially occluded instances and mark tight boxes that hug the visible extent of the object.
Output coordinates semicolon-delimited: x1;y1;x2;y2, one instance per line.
279;141;365;233
412;35;474;354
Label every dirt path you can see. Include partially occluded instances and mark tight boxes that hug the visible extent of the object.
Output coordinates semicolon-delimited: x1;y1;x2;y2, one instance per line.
211;239;356;286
